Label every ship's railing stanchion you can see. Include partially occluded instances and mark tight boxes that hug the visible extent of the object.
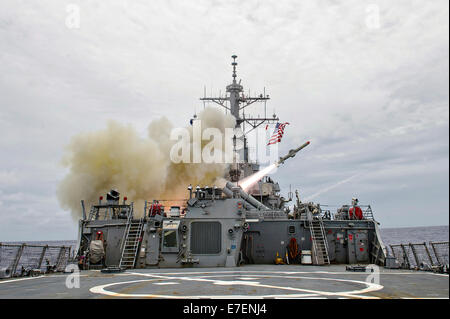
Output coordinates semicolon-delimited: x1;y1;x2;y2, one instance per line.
430;241;449;268
37;245;48;270
0;242;74;278
389;241;448;272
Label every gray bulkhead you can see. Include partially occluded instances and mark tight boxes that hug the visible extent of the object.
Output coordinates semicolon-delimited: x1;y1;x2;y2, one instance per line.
140;197;246;268
81;206;379;267
243;219;376;264
81;219;128;266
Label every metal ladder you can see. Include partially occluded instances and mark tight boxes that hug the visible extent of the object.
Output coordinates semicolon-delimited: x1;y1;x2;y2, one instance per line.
87;206;98;220
310;218;330;265
119;218;144;269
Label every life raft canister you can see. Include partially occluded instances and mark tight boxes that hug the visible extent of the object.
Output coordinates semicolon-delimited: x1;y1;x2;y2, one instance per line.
349;206;363;220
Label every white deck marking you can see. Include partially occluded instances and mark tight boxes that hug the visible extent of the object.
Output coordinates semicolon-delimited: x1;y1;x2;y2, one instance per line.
153;282;179;285
0;274;87;285
401;297;449;299
427;273;449;277
125;269;438;276
0;276;45;284
89;270;384;299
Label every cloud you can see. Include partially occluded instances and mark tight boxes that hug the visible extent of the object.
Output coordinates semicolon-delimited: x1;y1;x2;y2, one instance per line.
0;0;448;240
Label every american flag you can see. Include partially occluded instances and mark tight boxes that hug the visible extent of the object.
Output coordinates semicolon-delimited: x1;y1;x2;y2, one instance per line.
267;122;289;145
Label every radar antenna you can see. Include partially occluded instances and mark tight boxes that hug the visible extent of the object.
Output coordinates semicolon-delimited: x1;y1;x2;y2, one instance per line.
200;55;280;162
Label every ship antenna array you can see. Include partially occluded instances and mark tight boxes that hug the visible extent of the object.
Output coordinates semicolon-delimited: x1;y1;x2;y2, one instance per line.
200;55;279;135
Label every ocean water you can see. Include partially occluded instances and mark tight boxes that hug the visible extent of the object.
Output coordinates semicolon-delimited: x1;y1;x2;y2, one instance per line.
379;225;449;247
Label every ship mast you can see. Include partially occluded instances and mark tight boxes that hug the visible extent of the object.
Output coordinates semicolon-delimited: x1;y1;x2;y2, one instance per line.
200;55;279;163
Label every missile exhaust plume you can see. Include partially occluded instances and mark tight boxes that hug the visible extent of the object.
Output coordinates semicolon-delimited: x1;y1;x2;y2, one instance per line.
238;140;311;192
238;163;278;191
57;107;236;219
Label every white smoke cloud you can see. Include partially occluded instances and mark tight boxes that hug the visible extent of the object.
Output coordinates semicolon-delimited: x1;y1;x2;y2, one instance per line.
57;107;235;218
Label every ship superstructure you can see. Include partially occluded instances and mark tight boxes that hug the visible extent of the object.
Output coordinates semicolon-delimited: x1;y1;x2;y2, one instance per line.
75;56;388;270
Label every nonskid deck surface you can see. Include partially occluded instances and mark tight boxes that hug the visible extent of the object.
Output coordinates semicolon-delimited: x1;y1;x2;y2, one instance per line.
0;265;448;299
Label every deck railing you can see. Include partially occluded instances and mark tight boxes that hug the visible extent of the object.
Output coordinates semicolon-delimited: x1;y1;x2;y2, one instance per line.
389;241;449;271
0;243;73;278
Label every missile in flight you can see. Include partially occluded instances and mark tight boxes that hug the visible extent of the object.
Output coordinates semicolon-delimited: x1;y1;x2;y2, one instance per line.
277;141;310;165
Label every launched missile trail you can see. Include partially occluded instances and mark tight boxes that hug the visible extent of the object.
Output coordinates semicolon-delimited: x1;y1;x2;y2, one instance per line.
238;141;310;191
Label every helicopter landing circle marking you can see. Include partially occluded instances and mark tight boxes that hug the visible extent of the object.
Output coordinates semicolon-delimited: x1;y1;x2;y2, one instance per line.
89;270;383;299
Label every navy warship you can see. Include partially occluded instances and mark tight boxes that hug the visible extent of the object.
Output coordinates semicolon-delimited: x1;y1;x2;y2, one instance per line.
74;55;387;271
1;56;448;300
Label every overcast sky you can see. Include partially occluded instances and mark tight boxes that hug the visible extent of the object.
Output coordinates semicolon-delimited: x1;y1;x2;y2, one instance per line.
0;0;448;241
